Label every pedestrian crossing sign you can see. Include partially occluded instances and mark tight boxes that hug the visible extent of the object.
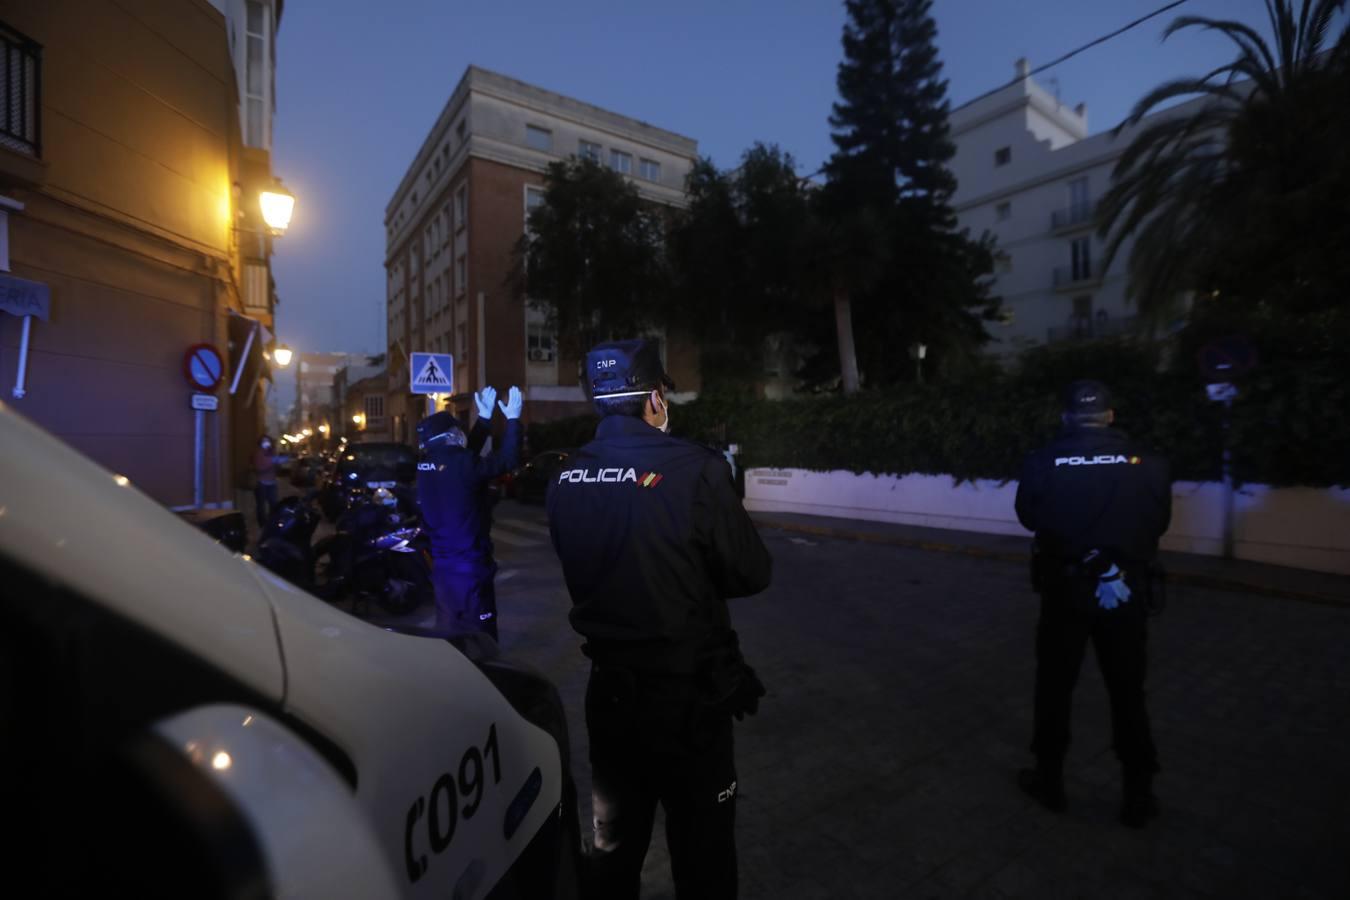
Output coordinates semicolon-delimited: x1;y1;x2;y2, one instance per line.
410;352;454;394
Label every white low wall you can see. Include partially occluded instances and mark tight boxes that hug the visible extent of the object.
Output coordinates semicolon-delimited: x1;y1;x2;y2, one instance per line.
744;468;1350;576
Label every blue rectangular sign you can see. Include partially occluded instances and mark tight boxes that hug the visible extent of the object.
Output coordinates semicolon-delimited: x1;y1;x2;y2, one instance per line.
409;352;454;394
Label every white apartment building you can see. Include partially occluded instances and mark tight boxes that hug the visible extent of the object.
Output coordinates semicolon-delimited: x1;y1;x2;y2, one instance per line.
950;59;1205;355
384;66;700;436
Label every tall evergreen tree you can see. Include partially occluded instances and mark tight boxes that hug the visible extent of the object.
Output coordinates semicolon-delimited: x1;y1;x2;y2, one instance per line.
826;0;957;217
822;0;997;386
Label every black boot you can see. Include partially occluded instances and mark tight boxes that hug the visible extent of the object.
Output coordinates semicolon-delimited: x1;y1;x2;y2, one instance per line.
1018;760;1067;813
1120;771;1159;828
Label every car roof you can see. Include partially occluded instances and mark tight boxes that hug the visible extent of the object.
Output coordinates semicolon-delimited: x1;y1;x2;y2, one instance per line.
0;402;285;701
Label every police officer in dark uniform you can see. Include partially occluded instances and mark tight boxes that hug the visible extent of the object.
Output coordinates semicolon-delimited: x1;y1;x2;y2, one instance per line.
547;339;771;900
416;385;522;640
1015;380;1171;828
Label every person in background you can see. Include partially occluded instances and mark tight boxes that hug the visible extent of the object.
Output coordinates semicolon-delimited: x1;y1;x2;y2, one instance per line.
1015;380;1171;828
252;434;279;531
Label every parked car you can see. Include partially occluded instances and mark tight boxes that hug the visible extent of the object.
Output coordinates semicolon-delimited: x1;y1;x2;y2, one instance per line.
0;404;580;897
505;449;573;504
318;442;419;521
290;455;325;488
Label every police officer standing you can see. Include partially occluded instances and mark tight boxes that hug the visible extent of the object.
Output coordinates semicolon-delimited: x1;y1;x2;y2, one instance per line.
1014;380;1171;828
548;339;771;900
416;385;523;640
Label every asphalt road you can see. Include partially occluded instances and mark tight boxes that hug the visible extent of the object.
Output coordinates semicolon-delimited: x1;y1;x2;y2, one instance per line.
315;494;1350;899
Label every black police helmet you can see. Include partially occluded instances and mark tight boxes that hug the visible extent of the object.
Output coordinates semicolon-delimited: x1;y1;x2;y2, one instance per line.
585;338;676;400
1064;380;1112;415
416;411;466;449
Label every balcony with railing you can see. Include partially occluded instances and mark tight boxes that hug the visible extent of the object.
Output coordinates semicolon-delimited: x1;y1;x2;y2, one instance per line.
1050;201;1096;233
1052;260;1103;290
1047;315;1138;343
0;22;41;158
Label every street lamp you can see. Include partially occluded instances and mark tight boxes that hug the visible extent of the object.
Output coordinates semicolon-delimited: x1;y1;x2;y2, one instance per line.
352;413;365;427
909;342;928;384
302;427;312;437
318;424;329;435
272;344;293;367
259;181;296;235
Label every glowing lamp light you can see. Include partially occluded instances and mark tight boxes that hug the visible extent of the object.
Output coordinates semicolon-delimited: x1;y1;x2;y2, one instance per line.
272;344;293;367
259;184;295;235
211;751;232;771
302;427;313;437
352;413;365;426
318;424;330;435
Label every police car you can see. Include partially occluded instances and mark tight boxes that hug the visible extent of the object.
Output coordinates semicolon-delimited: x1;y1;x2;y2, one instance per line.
0;402;579;898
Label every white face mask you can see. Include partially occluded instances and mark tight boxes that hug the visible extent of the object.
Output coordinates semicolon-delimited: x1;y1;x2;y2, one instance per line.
261;441;272;450
655;393;670;434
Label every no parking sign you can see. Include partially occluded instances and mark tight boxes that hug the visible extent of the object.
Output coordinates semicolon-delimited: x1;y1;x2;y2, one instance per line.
183;343;225;392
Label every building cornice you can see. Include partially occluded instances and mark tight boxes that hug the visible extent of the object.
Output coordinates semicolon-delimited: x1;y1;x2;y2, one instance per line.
385;65;698;221
384;136;689;262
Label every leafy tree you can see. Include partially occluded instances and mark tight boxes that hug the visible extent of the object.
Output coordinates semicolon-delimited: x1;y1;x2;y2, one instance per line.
668;144;817;390
515;158;667;356
823;0;998;389
1097;0;1350;325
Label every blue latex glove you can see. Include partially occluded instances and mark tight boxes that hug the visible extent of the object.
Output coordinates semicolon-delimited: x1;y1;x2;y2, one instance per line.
1096;564;1132;610
474;386;497;420
498;386;523;420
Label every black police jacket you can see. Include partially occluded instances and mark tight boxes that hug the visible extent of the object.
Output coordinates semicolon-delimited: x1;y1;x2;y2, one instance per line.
546;415;771;661
1015;424;1171;565
417;418;521;571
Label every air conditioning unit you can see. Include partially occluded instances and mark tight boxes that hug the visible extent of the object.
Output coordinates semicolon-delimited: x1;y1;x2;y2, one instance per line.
528;348;555;363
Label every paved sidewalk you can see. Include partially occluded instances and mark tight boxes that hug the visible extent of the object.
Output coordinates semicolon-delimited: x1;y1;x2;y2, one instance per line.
748;510;1350;607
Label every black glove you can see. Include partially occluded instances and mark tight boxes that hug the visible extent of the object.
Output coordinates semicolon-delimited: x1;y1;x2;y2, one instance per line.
728;664;766;721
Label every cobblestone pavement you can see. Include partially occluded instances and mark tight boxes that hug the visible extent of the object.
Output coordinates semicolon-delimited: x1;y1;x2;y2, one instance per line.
395;501;1350;898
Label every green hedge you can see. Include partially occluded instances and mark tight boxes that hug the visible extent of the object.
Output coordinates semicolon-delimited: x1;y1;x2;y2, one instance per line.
526;344;1349;487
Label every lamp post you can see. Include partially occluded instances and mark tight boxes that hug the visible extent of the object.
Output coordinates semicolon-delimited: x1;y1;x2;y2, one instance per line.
259;181;296;236
909;342;928;384
272;344;293;367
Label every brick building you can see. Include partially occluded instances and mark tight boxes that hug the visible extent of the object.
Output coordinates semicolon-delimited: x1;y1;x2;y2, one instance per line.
383;66;701;442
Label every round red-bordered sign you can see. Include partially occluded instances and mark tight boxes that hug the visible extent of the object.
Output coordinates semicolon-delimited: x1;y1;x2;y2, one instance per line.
183;343;225;392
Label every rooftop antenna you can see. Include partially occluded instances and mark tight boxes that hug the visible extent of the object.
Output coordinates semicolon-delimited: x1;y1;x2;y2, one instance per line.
1046;75;1062;106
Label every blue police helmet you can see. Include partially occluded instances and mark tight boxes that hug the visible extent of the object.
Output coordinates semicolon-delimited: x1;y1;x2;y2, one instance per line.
416;411;467;449
585;339;676;400
1064;380;1112;415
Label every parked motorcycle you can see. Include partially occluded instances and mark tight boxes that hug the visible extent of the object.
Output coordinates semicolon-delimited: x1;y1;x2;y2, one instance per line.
311;487;432;616
254;494;323;589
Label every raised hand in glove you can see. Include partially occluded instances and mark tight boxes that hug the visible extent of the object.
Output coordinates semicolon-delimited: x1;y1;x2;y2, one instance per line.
474;386;498;421
498;385;523;420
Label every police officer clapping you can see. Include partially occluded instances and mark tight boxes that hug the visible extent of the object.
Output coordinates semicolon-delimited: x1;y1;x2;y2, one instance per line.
1014;380;1171;828
416;386;523;641
548;339;771;900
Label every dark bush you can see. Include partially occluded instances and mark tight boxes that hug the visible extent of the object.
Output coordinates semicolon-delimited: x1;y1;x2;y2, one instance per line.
525;340;1347;487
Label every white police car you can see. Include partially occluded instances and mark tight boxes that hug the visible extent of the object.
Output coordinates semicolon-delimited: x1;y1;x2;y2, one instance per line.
0;401;580;899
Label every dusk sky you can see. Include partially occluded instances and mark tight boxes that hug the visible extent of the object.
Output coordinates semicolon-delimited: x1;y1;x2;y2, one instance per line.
269;0;1275;404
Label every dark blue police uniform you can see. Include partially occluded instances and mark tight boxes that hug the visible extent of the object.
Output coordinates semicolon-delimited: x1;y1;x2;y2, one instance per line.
547;340;771;900
1015;381;1171;826
417;415;520;639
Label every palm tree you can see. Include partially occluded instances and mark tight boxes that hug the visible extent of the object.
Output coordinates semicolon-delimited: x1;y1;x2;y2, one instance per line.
1097;0;1350;324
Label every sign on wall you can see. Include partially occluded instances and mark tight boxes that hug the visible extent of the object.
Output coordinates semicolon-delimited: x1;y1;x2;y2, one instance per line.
0;273;50;320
